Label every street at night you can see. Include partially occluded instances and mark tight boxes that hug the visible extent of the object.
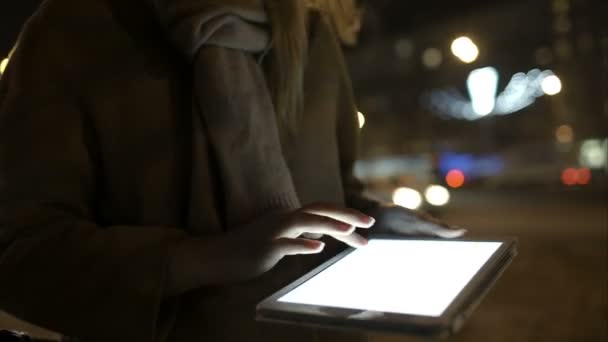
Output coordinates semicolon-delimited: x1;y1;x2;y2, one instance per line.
371;189;607;341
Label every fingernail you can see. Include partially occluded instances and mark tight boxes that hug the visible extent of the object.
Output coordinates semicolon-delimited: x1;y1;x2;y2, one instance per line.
339;223;353;231
446;229;467;238
316;241;326;250
357;235;369;247
362;216;375;227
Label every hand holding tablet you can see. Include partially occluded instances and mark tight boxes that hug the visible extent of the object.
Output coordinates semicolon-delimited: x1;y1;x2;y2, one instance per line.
371;204;467;238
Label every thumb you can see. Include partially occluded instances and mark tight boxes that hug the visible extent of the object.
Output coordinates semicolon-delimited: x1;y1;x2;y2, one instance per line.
417;222;467;239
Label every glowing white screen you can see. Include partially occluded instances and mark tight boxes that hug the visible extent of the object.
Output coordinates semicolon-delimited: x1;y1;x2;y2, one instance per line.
279;239;501;317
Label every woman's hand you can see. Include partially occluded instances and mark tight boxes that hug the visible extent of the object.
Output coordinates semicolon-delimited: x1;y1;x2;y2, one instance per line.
221;203;375;280
166;203;374;296
370;203;466;239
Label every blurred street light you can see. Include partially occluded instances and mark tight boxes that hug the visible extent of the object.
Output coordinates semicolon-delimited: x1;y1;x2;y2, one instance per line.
579;139;608;169
445;169;466;188
561;167;592;186
541;74;562;95
426;68;563;120
467;66;499;116
392;187;422;210
357;111;366;129
555;124;574;144
422;48;443;69
451;36;479;63
576;168;591;185
424;185;450;206
561;168;578;186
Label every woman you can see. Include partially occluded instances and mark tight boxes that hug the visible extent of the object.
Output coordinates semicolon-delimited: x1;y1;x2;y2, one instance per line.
0;0;464;341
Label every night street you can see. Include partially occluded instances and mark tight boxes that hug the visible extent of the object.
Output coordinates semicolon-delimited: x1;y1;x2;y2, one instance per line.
372;189;607;342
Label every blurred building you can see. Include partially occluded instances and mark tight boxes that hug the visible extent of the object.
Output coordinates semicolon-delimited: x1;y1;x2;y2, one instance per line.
344;0;607;194
350;0;606;153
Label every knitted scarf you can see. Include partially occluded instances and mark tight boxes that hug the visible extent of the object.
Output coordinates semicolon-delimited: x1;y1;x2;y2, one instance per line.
155;0;300;227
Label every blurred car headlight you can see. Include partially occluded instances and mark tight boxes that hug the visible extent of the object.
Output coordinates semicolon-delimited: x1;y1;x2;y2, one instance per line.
424;185;451;206
392;187;423;210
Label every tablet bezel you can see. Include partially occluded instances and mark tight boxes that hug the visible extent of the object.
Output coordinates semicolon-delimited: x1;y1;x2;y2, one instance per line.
256;236;517;337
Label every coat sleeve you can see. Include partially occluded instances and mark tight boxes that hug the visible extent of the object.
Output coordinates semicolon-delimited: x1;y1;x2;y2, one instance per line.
0;11;186;342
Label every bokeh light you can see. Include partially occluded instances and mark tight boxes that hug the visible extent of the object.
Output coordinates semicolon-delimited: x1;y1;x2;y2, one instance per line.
541;74;562;95
392;187;423;210
561;168;578;186
576;168;591;185
424;185;451;206
357;111;366;129
579;139;608;169
421;48;443;69
451;36;479;63
555;124;574;144
427;68;565;120
467;66;499;116
445;170;466;188
561;168;592;186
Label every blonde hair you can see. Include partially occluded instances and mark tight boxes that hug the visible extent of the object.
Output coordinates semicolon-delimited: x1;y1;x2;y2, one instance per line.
308;0;363;46
265;0;362;134
265;0;308;135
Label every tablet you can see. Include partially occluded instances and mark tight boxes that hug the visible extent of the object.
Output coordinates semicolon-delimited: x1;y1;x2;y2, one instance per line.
257;237;516;338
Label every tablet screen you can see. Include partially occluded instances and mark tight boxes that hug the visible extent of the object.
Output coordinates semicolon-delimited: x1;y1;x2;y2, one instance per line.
278;239;502;317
